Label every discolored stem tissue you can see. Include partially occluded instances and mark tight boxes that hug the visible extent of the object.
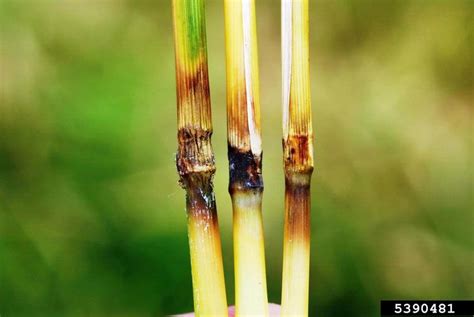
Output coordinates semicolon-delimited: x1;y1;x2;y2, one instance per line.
224;0;269;315
173;0;228;315
281;0;314;316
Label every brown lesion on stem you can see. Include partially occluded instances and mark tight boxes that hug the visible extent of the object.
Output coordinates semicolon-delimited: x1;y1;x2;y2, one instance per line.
176;64;210;107
185;171;219;227
228;144;263;194
227;89;257;152
177;126;217;216
283;134;314;176
176;59;210;101
284;177;311;245
283;133;313;245
176;61;212;130
177;127;214;176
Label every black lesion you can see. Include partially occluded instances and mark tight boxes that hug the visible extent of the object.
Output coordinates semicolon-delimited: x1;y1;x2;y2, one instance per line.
228;144;263;193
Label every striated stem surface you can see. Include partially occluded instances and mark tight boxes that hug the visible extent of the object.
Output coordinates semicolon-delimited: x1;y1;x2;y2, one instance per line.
224;0;268;316
281;0;314;316
173;0;228;315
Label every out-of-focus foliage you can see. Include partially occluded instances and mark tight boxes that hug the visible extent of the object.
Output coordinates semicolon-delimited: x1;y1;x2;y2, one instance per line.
0;0;472;316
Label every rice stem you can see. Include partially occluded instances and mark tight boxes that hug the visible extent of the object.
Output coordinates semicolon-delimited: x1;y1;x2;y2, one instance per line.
224;0;269;315
173;0;228;315
281;0;314;316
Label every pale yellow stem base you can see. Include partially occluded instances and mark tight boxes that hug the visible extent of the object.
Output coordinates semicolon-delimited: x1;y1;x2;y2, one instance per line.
232;191;269;317
188;214;228;317
281;239;310;317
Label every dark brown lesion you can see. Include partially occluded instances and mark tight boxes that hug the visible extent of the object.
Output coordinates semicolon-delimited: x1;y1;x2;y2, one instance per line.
283;133;313;245
284;180;311;245
176;126;218;219
185;171;219;227
283;134;313;175
176;60;211;118
176;127;215;180
177;136;219;225
228;144;263;194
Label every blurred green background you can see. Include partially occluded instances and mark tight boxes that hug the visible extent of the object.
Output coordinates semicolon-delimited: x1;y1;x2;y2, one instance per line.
1;0;472;316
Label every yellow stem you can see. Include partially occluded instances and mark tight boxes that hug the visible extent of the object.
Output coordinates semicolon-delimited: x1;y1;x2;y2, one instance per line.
188;207;228;316
232;190;268;317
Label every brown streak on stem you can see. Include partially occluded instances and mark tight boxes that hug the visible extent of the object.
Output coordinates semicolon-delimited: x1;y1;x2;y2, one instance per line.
187;182;219;229
227;88;252;151
176;62;212;129
284;178;311;245
283;135;313;176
